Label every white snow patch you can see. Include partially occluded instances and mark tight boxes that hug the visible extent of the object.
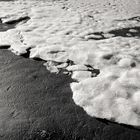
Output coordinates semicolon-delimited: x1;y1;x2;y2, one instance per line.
66;65;88;71
72;71;92;81
0;30;28;55
71;67;140;126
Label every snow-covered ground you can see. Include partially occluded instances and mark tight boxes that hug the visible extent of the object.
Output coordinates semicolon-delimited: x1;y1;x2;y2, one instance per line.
0;0;140;126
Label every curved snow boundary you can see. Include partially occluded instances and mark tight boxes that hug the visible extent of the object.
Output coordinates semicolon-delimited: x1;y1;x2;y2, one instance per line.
1;0;140;126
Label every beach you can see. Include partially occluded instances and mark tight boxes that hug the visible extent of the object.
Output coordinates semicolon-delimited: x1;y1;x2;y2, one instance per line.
0;41;140;140
0;0;140;139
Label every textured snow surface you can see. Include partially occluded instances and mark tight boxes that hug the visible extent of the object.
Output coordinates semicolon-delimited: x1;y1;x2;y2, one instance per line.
0;0;140;126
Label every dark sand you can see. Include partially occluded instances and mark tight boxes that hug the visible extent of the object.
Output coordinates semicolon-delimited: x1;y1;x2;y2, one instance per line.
0;49;140;140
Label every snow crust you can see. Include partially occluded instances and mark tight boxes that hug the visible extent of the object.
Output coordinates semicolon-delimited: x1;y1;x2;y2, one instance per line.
0;0;140;126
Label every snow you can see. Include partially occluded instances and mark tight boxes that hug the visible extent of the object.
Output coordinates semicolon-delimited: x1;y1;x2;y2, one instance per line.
71;67;140;126
72;71;92;81
0;0;140;126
